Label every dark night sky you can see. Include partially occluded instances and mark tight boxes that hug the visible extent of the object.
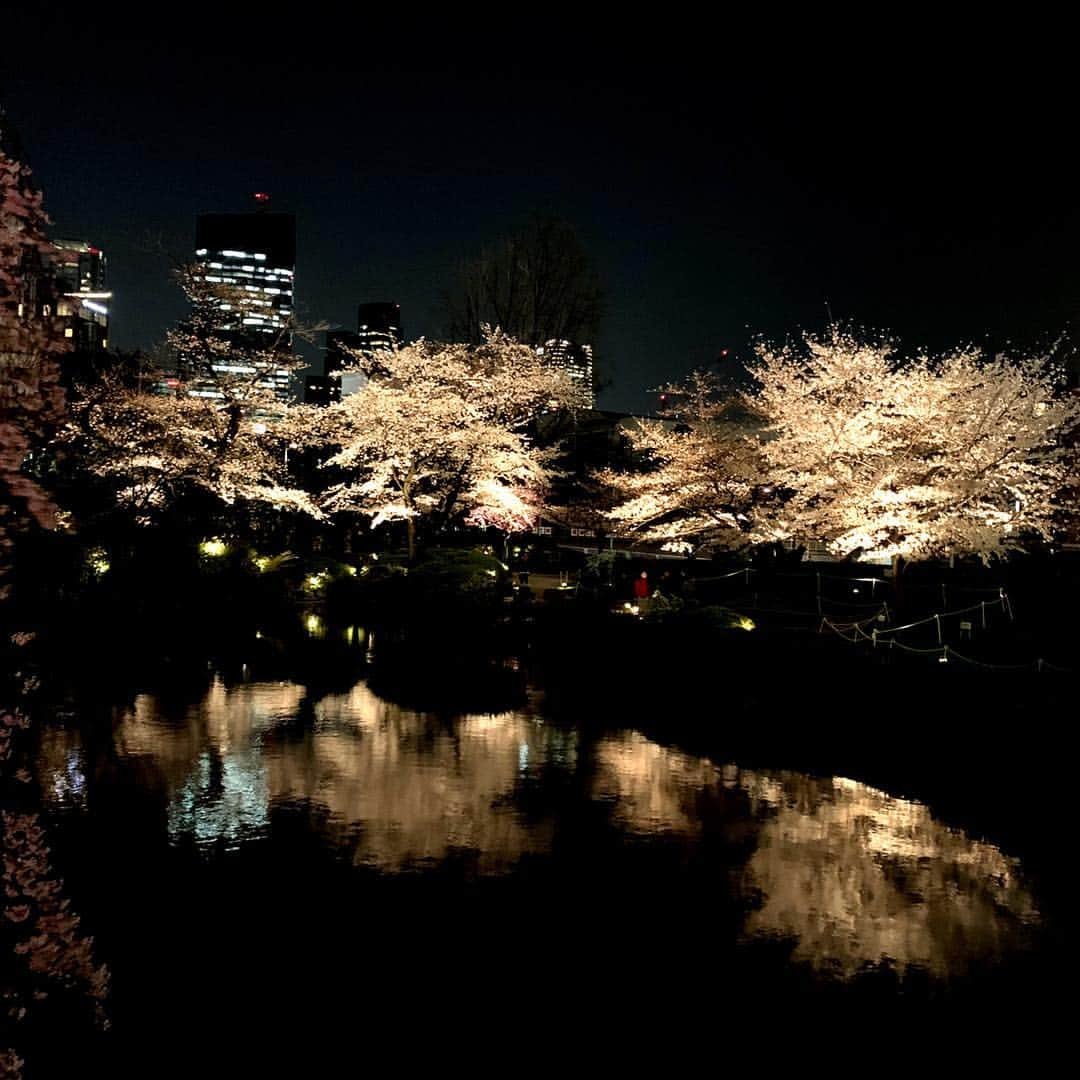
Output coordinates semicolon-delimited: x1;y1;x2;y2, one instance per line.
4;12;1077;412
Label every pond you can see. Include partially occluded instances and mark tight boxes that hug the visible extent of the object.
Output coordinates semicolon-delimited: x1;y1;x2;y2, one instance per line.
26;621;1063;1071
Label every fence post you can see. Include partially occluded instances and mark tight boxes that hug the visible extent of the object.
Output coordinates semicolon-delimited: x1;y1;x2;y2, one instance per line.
981;601;987;630
935;614;943;644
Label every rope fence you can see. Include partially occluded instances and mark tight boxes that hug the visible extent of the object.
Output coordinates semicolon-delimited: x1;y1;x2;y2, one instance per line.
658;564;1072;672
818;590;1073;673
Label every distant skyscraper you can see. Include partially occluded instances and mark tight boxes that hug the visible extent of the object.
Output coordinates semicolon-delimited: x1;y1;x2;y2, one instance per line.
322;303;402;399
537;339;595;408
53;239;110;352
356;302;402;356
324;329;368;398
193;197;296;400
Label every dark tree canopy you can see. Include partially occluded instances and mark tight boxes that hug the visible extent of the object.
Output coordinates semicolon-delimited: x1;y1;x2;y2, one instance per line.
445;217;602;347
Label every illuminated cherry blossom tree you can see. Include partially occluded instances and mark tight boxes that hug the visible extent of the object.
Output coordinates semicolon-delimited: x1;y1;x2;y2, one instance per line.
749;328;1080;562
600;372;766;554
312;331;575;558
64;266;319;524
0;144;65;589
603;329;1078;563
67;377;317;523
2;135;109;1080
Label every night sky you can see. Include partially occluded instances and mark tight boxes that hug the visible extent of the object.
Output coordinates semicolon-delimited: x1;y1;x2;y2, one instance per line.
4;13;1076;412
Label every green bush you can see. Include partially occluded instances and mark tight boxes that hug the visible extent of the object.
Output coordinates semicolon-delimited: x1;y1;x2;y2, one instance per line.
325;547;508;622
644;597;754;632
407;548;507;611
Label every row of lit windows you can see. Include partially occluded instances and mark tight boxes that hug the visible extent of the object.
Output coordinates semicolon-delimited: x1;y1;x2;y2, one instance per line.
206;263;292;279
199;251;292;271
61;327;110;347
196;248;267;262
203;273;292;293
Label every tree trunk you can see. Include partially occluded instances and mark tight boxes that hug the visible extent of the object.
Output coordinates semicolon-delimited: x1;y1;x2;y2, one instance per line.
407;517;416;562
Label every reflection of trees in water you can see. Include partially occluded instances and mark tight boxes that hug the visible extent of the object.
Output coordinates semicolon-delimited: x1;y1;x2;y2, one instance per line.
34;686;1042;981
589;732;1040;979
118;681;306;849
265;682;572;872
34;726;88;810
591;732;723;836
40;678;575;873
735;769;1040;977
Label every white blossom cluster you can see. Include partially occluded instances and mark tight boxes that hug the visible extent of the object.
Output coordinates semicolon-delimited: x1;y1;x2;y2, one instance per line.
69;324;578;547
606;329;1079;562
599;371;764;553
68;379;318;522
309;330;576;554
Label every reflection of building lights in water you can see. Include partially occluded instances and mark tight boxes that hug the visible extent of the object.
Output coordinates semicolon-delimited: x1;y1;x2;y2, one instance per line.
113;679;304;850
63;679;1040;975
105;677;578;873
168;750;270;849
51;749;88;806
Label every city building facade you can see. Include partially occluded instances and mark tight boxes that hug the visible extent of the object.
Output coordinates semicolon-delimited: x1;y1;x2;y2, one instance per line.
356;302;401;357
319;303;402;401
193;200;296;400
53;239;110;352
537;338;595;408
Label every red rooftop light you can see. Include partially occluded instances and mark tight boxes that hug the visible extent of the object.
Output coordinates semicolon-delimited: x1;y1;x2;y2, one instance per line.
253;192;270;202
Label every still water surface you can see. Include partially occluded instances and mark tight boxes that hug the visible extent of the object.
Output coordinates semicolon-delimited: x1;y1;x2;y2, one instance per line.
31;645;1056;1063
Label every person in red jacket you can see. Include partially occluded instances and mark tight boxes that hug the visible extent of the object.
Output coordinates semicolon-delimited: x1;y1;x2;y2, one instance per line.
632;571;649;606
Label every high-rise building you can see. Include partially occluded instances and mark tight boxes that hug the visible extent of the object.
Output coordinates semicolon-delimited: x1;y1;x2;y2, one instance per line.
193;197;296;400
356;302;402;356
321;303;402;400
537;339;595;408
53;239;110;352
324;329;368;398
